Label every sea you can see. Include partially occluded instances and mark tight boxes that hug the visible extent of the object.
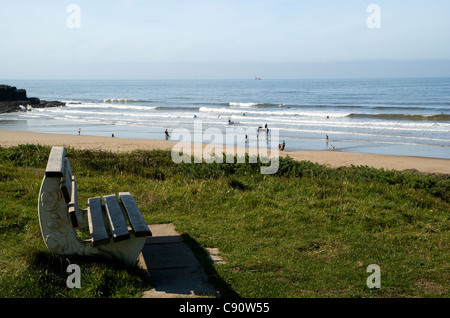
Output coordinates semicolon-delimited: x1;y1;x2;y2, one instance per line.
0;78;449;159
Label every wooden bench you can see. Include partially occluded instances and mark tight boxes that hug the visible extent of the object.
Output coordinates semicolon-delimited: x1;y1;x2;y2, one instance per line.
38;146;152;265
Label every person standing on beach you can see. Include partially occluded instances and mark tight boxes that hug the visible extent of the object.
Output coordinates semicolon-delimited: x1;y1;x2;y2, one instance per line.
279;140;286;151
165;129;170;139
78;128;81;135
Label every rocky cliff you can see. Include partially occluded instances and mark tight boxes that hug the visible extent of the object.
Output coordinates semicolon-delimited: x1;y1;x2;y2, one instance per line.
0;85;66;113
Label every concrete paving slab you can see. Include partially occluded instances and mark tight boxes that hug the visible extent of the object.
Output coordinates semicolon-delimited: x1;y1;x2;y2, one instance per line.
142;241;200;270
139;223;219;298
206;248;227;264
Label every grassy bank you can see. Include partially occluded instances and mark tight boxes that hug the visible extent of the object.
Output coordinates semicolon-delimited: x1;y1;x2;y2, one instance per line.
0;144;448;298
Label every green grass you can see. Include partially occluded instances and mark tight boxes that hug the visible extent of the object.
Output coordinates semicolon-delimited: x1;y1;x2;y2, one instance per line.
0;144;448;298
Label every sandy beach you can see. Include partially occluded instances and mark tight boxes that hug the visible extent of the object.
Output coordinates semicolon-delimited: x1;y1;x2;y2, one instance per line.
0;129;449;175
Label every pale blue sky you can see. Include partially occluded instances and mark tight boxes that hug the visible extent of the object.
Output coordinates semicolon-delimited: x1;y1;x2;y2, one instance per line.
1;0;449;79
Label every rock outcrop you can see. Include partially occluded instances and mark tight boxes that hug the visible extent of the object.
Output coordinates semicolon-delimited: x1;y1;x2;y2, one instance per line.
0;85;66;113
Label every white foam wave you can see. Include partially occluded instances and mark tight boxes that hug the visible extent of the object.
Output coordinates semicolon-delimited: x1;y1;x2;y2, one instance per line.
67;102;157;111
229;102;260;107
103;98;141;103
62;100;83;104
199;107;349;118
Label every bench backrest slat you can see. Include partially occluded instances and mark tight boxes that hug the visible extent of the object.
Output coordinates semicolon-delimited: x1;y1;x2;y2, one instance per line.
119;192;152;237
60;158;73;203
87;197;110;246
45;146;66;178
68;176;79;228
104;194;131;242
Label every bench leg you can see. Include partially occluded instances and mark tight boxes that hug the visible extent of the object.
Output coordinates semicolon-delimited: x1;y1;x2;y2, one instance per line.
39;177;85;255
95;235;148;266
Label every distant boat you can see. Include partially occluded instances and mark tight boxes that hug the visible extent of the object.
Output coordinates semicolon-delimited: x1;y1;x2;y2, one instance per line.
255;77;262;80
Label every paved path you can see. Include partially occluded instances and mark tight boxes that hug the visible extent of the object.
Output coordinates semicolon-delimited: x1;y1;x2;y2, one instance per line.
138;224;219;298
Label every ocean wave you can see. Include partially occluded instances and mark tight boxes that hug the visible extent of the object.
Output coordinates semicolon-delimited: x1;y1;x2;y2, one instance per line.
156;106;200;111
228;102;280;108
281;126;450;142
103;104;157;111
200;107;247;114
229;102;261;107
71;102;198;112
62;100;83;105
103;98;150;104
371;106;432;111
346;113;450;122
69;103;157;111
200;107;348;118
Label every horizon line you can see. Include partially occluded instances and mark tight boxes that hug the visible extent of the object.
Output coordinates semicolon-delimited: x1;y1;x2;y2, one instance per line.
2;76;450;81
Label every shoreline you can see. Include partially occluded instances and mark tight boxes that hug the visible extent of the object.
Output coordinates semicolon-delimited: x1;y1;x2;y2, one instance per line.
0;129;449;175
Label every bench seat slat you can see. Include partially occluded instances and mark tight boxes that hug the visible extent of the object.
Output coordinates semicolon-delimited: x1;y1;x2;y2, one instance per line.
87;197;110;246
119;192;152;237
104;194;130;242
